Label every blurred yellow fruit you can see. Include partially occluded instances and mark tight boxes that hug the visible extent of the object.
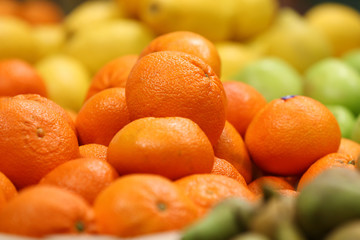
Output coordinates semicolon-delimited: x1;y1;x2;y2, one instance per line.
305;3;360;57
138;0;237;42
0;16;36;62
115;0;142;18
249;8;333;73
63;19;154;74
32;24;66;61
64;0;125;34
233;0;279;40
215;41;260;81
35;54;90;112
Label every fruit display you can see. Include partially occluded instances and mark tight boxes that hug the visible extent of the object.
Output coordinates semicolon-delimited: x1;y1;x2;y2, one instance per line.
1;0;360;239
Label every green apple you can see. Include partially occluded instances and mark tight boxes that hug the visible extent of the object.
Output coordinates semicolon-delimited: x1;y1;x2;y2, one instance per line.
351;114;360;144
326;104;356;139
231;57;304;101
304;58;360;115
342;48;360;74
35;54;90;112
63;19;154;74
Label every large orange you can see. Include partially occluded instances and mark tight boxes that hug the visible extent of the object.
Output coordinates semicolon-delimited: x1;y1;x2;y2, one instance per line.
93;174;199;237
245;95;341;175
0;185;95;237
85;55;138;101
139;31;221;77
76;88;130;146
126;51;227;146
0;96;80;188
297;152;356;191
213;121;252;183
0;59;47;97
107;117;214;180
40;158;119;204
223;81;267;137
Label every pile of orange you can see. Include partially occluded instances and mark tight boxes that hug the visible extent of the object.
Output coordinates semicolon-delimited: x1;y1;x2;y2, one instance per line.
0;30;358;238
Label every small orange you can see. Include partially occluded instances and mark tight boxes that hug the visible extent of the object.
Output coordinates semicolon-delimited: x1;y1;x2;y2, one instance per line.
93;174;199;237
0;96;80;188
0;59;47;97
245;95;341;175
18;0;63;25
0;185;95;237
108;117;214;180
126;51;227;146
222;81;267;137
85;55;139;101
139;31;222;77
40;158;119;204
0;171;17;201
213;121;252;183
338;137;360;160
175;174;256;214
76;88;130;146
79;143;108;161
211;157;247;186
248;176;295;196
297;152;356;191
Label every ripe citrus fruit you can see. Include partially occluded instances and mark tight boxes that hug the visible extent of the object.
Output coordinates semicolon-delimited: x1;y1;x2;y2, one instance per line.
93;174;199;237
297;153;356;191
0;96;80;188
338;138;360;160
0;0;20;16
222;81;267;137
139;31;221;77
108;117;214;180
85;54;138;101
213;121;252;183
0;59;47;97
0;171;17;201
40;158;119;204
0;185;95;237
245;95;341;175
79;143;108;161
76;87;130;146
211;157;247;186
248;176;295;196
125;51;227;146
18;0;64;25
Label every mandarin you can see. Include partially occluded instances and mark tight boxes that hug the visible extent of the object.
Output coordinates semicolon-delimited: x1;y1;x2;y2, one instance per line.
125;51;227;146
245;95;341;175
248;176;295;196
338;137;360;160
107;117;214;180
0;171;17;201
18;0;63;25
211;157;247;186
93;174;199;237
79;143;108;161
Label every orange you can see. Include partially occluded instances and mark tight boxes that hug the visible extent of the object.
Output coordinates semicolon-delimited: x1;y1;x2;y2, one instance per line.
0;59;47;97
222;81;267;137
213;121;252;183
211;157;247;186
93;174;199;237
297;152;356;191
85;55;138;101
108;117;214;180
18;0;63;25
338;137;360;160
0;171;17;201
245;95;341;175
248;176;295;196
126;51;227;146
76;88;130;146
175;174;256;214
40;158;119;204
79;143;108;161
0;185;95;237
139;31;222;77
0;0;20;16
0;96;80;188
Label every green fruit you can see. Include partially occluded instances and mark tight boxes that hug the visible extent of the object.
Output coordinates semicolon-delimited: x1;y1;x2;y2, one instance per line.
296;168;360;240
351;114;360;143
232;232;270;240
304;58;360;115
326;105;356;139
324;221;360;240
275;221;306;240
181;197;256;240
231;57;303;102
342;49;360;74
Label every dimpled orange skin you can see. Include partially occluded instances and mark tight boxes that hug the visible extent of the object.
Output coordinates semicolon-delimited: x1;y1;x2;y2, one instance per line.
245;95;342;176
125;51;227;146
139;31;221;77
107;117;215;180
